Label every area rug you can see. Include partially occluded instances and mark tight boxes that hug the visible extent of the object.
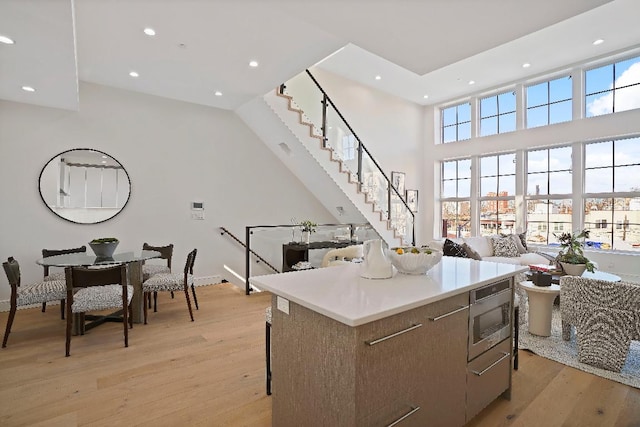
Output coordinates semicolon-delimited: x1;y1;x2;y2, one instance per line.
518;306;640;389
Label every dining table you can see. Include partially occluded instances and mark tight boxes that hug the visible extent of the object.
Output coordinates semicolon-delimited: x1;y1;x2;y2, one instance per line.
36;250;160;333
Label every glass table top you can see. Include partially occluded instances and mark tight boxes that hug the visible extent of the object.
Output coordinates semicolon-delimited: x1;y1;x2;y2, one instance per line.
36;250;161;267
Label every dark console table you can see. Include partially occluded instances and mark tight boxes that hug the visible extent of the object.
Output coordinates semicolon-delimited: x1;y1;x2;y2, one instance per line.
282;240;361;272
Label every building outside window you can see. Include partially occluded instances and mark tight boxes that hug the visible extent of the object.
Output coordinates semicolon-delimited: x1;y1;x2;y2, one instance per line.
480;91;516;136
583;136;640;250
441;159;471;237
441;102;471;143
526;76;572;128
479;153;516;235
585;55;640;117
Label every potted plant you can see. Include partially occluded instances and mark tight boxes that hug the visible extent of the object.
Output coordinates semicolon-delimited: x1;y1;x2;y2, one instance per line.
89;237;119;258
554;229;596;276
299;220;317;244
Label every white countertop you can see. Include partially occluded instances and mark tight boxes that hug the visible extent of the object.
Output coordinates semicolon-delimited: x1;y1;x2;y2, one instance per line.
251;257;527;327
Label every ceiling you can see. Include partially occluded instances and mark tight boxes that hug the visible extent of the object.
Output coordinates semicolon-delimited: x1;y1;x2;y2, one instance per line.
1;0;640;112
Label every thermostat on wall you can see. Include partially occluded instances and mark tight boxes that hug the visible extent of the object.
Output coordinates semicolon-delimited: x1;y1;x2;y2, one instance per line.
191;201;204;210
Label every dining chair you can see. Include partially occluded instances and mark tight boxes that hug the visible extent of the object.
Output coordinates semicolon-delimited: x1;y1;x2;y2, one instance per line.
142;243;174;311
143;248;197;324
2;257;66;348
64;264;132;357
41;245;87;319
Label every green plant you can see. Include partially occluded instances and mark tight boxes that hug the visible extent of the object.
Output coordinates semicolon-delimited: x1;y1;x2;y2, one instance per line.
554;229;596;273
90;237;119;244
299;220;317;233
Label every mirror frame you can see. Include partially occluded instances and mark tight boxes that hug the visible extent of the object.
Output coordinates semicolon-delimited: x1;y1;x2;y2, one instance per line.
38;148;131;224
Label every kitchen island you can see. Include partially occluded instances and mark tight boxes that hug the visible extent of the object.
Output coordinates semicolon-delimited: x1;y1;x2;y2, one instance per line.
251;257;527;427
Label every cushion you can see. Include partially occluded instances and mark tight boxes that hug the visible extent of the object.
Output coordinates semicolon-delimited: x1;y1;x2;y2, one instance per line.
463;236;494;258
44;271;65;282
72;284;134;313
17;280;66;306
142;264;171;281
509;234;528;254
443;239;469;258
518;232;528;251
462;243;482;260
490;236;519;257
143;273;194;292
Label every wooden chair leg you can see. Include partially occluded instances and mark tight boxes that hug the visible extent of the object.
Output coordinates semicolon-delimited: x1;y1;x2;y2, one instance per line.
143;292;149;325
191;284;199;310
65;308;73;357
147;293;152;309
170;291;175;299
60;299;65;320
42;302;47;313
122;297;129;348
2;304;17;348
183;288;194;322
153;292;158;312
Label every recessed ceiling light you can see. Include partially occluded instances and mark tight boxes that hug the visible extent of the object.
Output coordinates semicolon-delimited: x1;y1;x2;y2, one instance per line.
143;28;156;36
249;60;259;68
129;71;139;77
423;94;429;99
0;35;15;44
593;39;604;46
21;86;35;92
375;75;381;80
468;80;475;85
214;91;222;96
522;63;531;68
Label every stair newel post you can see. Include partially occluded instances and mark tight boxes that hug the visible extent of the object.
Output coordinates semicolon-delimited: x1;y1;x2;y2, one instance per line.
321;94;328;148
245;226;251;295
387;180;392;221
357;137;363;186
278;84;286;95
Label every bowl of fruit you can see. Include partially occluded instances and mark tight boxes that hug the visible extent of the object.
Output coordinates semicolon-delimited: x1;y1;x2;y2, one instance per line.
387;246;443;275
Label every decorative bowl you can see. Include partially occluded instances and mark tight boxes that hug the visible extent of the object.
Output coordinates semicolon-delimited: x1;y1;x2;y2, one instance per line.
89;240;119;258
387;247;443;275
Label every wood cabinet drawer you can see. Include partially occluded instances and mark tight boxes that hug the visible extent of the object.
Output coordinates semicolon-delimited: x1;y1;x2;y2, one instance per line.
466;338;512;422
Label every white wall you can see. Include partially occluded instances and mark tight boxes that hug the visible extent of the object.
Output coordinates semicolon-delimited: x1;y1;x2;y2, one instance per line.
0;82;337;304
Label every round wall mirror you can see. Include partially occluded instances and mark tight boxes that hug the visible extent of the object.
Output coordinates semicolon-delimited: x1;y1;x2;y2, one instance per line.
39;149;131;224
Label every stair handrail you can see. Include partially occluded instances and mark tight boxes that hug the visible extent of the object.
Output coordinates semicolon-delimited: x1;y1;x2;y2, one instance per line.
283;70;415;245
220;226;280;275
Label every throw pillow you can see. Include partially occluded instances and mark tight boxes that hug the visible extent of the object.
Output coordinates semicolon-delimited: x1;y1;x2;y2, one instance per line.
443;239;469;258
509;234;527;254
518;232;528;251
490;236;520;258
462;243;482;260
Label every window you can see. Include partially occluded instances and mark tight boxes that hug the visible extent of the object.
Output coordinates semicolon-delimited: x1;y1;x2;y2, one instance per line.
479;153;516;235
441;159;471;237
585;55;640;117
525;146;573;245
441;102;471;143
584;137;640;250
526;76;572;128
480;91;516;136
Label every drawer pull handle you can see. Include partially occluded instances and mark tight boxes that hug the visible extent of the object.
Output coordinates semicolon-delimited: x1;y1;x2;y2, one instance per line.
429;305;469;322
366;323;422;346
386;406;421;427
471;352;511;376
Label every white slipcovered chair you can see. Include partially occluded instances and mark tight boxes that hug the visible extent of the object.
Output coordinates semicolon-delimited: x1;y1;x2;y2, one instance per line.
560;276;640;372
321;245;364;268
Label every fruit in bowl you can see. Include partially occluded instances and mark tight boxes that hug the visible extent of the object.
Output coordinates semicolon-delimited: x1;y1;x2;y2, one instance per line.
387;246;443;275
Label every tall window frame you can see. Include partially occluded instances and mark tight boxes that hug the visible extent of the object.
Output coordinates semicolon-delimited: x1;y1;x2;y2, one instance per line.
479;91;516;136
524;146;573;246
525;75;573;128
585;55;640;118
478;153;516;235
441;102;471;144
441;159;472;238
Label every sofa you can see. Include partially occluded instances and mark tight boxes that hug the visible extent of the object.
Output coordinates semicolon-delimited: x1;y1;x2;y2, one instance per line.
429;235;553;267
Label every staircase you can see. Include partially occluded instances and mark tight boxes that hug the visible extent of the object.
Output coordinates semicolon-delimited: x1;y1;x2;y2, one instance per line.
237;70;414;247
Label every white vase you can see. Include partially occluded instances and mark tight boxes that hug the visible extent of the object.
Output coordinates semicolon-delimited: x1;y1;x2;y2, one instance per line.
560;262;587;277
302;231;311;244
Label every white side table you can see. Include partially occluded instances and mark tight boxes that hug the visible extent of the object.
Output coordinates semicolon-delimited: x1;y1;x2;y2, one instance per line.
518;281;561;337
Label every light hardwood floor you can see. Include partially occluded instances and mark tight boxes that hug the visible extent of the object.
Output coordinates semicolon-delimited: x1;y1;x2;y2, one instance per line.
0;282;638;426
